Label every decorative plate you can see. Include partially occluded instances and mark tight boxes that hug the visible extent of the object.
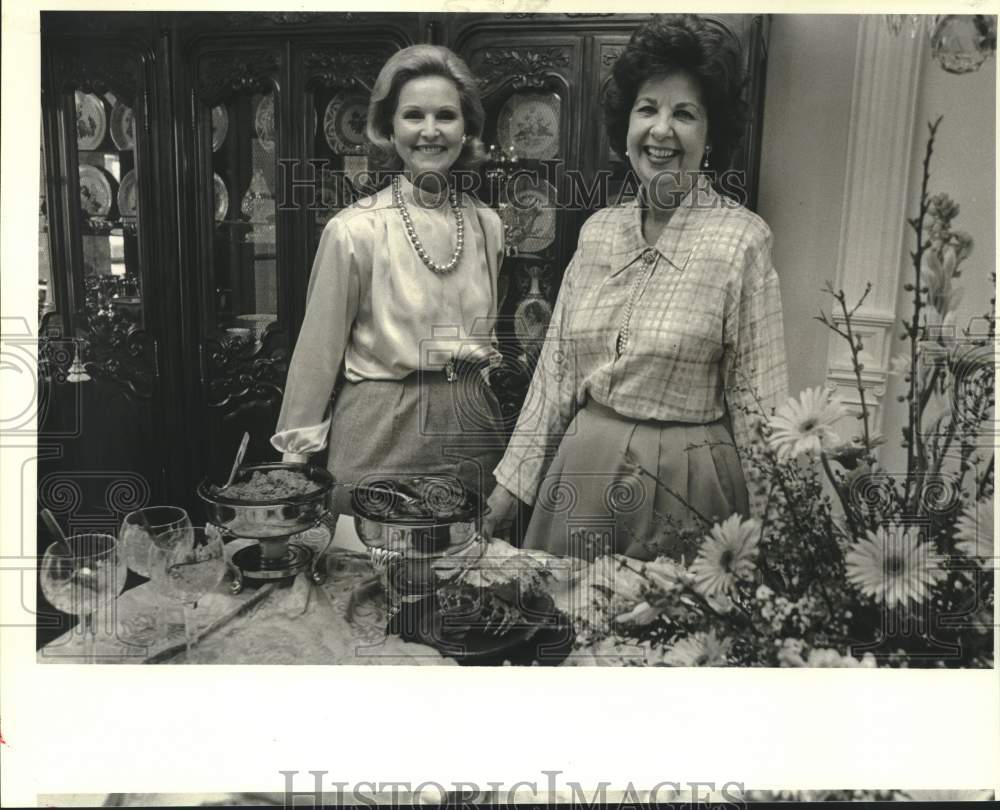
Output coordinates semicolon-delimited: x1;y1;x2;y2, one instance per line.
323;92;369;154
213;172;229;222
255;96;276;152
496;92;560;161
117;169;138;219
211;105;229;152
78;164;113;217
75;91;107;151
109;100;135;151
502;178;557;253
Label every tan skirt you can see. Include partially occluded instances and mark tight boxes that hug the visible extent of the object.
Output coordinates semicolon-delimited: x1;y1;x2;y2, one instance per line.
325;368;506;515
522;400;749;561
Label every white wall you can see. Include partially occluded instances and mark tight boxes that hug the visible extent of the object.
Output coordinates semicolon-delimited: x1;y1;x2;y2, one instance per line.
757;14;994;481
756;15;861;398
880;43;997;472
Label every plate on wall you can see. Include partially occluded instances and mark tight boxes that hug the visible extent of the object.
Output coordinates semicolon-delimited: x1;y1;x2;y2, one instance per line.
213;173;229;222
496;92;560;161
75;91;107;151
255;96;276;151
503;178;557;253
109;101;136;151
79;164;114;218
117;169;138;219
323;92;369;154
212;105;229;152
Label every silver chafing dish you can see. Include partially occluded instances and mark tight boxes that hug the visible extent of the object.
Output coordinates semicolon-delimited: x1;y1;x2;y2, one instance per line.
351;476;487;599
197;462;333;592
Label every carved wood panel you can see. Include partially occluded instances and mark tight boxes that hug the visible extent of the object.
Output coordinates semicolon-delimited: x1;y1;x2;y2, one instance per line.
303;48;390;92
472;45;573;92
194;50;280;104
50;47;141;105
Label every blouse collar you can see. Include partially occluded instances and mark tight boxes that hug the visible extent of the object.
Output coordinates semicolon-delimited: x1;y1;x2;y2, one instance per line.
395;173;453;210
609;173;723;277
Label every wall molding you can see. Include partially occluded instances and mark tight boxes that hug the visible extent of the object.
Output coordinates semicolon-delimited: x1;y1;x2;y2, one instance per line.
827;17;927;436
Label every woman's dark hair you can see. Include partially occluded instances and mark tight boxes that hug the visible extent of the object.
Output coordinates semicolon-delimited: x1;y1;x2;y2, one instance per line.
603;14;747;170
367;44;487;171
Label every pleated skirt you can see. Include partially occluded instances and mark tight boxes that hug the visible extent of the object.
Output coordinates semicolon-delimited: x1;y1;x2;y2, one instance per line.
325;369;506;516
522;400;749;561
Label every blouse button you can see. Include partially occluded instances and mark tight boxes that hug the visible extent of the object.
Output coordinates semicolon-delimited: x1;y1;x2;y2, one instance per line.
641;247;658;265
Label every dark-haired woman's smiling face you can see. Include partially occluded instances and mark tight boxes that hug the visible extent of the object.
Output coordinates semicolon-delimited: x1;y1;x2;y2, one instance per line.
626;71;708;209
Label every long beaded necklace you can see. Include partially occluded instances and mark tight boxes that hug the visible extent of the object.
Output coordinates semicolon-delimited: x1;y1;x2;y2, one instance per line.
616;247;659;357
392;175;465;275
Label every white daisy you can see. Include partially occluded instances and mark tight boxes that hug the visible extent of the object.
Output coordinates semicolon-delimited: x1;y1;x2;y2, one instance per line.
689;514;760;597
614;600;661;627
661;630;732;667
845;527;946;608
768;386;848;462
955;499;994;564
806;648;878;668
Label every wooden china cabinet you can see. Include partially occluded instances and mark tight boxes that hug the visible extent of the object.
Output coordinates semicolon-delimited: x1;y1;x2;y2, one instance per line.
38;12;769;533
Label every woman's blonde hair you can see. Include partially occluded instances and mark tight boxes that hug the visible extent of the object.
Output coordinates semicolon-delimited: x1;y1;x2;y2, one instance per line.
366;44;487;171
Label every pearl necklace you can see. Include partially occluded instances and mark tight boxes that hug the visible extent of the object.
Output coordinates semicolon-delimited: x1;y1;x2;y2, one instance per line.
392;175;465;275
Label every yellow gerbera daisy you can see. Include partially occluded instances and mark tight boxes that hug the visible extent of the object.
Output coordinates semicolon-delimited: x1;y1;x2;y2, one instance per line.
768;386;848;462
689;514;760;597
845;527;945;608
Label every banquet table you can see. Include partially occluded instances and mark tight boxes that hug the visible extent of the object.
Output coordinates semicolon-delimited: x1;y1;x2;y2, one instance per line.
38;527;659;666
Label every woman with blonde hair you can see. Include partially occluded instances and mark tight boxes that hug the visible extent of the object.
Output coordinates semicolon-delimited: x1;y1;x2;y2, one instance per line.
272;45;506;514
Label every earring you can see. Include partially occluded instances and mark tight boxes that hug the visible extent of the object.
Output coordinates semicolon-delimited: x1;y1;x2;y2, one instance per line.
702;146;712;170
461;134;468;145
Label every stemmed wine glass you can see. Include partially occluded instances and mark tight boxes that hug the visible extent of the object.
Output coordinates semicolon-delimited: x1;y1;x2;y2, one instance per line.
40;533;127;663
120;507;192;642
147;526;226;663
119;506;191;578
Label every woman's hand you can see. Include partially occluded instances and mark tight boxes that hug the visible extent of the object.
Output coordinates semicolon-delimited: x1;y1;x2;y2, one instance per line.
481;484;521;540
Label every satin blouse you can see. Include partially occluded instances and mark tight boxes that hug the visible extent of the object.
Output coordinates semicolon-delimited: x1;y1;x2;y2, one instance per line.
271;176;504;460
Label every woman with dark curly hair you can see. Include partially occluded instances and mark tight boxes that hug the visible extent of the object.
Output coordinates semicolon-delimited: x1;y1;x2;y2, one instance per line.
483;15;787;561
272;45;506;516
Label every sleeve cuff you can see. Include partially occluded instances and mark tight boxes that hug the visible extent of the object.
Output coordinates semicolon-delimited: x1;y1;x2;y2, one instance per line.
493;462;537;507
282;452;311;464
270;419;331;458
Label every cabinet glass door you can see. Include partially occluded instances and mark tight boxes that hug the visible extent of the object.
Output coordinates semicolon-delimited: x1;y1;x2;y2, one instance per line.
75;88;145;332
208;89;279;345
193;53;289;479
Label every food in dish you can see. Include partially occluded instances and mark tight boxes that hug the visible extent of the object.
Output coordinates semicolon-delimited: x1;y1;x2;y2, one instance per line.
217;469;320;501
432;540;552;638
353;475;473;521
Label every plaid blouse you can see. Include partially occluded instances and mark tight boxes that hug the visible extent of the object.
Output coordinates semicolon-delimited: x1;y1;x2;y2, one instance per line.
494;175;788;517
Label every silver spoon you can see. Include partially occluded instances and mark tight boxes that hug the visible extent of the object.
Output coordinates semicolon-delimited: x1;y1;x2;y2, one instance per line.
220;431;250;492
40;508;73;555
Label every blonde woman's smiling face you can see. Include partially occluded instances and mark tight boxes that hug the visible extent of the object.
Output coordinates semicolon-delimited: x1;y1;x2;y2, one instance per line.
391;75;465;182
626;71;709;209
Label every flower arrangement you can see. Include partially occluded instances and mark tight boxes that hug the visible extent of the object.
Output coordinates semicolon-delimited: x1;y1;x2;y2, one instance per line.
586;118;994;667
